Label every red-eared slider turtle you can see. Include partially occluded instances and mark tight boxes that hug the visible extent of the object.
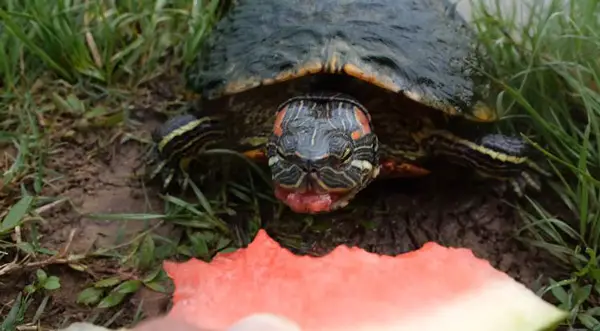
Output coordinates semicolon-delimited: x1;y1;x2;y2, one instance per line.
152;0;547;214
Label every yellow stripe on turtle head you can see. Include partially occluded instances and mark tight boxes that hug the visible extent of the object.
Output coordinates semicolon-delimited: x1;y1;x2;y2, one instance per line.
158;118;210;152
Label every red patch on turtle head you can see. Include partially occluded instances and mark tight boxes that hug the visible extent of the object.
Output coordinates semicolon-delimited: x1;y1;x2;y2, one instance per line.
350;106;372;140
273;106;288;137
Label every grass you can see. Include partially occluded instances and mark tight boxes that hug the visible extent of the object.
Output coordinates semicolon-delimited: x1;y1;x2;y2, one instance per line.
470;0;600;328
0;0;599;330
0;0;233;329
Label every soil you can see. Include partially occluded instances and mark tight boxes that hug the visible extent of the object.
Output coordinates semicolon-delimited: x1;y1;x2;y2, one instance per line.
0;77;567;330
268;165;561;289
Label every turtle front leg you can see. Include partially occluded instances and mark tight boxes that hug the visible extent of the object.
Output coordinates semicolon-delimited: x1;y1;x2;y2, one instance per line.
150;113;226;189
422;131;550;196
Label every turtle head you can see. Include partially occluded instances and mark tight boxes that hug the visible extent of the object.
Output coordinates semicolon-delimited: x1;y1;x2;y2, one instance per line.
266;95;380;214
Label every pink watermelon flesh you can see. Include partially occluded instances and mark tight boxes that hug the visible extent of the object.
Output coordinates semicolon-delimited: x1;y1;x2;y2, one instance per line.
164;229;567;331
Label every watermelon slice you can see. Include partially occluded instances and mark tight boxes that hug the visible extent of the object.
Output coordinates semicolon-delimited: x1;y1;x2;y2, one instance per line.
164;229;567;331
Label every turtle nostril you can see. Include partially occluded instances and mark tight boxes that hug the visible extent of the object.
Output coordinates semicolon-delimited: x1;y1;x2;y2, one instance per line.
302;166;317;173
301;161;317;173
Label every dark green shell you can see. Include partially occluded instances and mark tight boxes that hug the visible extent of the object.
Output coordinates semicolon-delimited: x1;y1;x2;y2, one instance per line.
186;0;496;122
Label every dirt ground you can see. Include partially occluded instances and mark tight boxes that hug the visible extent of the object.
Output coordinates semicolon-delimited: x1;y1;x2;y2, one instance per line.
269;166;561;286
0;81;566;330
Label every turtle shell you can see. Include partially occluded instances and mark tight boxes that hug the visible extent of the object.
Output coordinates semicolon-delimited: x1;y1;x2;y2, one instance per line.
186;0;496;122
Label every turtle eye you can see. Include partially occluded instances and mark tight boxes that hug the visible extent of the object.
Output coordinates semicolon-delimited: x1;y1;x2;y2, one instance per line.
340;148;352;163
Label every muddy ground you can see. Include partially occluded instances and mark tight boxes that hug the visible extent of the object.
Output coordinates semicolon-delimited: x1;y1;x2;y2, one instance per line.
0;80;566;330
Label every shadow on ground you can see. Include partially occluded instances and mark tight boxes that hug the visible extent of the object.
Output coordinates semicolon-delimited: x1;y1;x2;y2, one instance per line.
268;166;559;288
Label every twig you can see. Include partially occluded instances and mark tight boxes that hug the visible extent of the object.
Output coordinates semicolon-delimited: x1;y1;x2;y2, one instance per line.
0;221;164;277
84;0;103;68
92;220;164;256
0;229;77;277
34;198;68;216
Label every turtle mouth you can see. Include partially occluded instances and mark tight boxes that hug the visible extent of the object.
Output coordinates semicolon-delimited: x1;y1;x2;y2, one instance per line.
273;183;357;214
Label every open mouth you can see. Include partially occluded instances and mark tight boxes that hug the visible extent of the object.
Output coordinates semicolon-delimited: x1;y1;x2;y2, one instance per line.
273;184;355;214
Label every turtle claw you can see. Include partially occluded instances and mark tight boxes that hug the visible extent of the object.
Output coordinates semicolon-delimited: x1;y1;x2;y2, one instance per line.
509;172;539;197
484;159;549;197
491;169;544;198
514;159;551;196
155;163;194;191
178;173;193;192
162;168;177;189
143;147;193;191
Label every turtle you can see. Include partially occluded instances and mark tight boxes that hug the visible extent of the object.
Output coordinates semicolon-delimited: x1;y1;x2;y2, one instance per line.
151;0;548;214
